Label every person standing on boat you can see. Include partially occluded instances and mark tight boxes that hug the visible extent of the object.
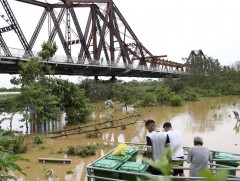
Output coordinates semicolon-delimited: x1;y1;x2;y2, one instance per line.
187;136;211;180
145;119;170;175
163;122;185;179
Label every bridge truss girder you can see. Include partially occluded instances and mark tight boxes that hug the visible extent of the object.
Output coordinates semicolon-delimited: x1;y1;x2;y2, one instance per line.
0;0;186;73
0;0;33;57
2;0;160;69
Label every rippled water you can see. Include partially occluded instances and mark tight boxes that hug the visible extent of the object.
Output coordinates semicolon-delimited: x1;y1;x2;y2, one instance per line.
1;95;240;180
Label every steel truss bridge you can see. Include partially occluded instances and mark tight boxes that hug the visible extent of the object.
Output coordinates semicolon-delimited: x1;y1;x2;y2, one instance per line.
0;0;187;78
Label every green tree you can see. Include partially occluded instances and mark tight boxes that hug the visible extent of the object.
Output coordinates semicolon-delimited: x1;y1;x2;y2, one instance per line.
0;94;20;132
141;92;156;107
52;79;92;125
38;41;58;62
112;82;139;110
184;56;222;86
154;86;173;106
80;79;114;101
231;60;240;72
10;58;60;133
169;95;183;106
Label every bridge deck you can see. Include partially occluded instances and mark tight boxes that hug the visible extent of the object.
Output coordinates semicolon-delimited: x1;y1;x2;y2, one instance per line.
0;56;187;78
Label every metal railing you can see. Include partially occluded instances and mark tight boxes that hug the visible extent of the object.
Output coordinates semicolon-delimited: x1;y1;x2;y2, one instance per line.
1;47;187;74
86;144;240;181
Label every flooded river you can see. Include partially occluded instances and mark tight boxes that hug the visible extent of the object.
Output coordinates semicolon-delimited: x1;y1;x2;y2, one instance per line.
1;96;240;180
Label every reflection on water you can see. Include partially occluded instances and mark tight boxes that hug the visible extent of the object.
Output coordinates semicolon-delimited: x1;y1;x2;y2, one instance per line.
233;121;240;133
1;96;240;180
118;133;125;143
75;161;85;181
122;106;135;112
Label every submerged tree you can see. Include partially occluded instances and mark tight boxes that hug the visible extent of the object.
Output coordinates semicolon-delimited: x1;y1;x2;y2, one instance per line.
10;58;60;133
9;41;91;132
112;81;139;110
51;79;92;125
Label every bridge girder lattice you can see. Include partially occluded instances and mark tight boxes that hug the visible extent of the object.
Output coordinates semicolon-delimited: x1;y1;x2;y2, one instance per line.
0;0;186;75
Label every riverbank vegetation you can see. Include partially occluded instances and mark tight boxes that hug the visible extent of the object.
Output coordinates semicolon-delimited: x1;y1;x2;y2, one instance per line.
1;54;240;127
0;131;29;180
81;56;240;106
0;131;27;154
66;144;97;157
0;87;20;92
1;41;92;134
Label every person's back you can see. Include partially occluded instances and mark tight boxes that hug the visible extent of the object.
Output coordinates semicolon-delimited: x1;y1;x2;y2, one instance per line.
187;146;210;177
147;131;168;160
145;119;170;175
163;122;185;178
167;130;184;159
187;136;211;179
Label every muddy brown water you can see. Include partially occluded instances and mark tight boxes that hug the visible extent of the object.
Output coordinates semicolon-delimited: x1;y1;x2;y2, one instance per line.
10;96;240;180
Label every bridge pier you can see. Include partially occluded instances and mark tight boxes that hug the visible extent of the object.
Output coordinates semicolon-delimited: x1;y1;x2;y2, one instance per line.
94;75;99;82
110;75;117;81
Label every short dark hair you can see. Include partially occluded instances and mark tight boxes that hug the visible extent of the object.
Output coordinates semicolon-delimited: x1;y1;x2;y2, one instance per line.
194;136;203;145
145;119;155;127
163;122;172;128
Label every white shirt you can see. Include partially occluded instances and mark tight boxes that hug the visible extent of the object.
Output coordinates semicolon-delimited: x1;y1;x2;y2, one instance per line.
167;130;184;159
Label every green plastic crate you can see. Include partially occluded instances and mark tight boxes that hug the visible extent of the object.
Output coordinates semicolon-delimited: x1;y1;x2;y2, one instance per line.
124;147;138;161
105;154;131;163
119;161;149;181
92;159;122;181
213;151;239;176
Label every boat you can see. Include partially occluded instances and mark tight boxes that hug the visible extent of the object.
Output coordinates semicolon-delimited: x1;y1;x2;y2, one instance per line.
86;143;240;181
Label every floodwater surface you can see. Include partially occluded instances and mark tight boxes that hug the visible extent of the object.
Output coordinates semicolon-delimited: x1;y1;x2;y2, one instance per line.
2;96;240;180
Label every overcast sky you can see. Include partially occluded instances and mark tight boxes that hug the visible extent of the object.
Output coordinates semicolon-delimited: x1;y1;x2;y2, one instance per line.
1;0;240;88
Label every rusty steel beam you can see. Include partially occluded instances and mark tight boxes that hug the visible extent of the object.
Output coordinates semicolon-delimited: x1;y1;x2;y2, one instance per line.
134;55;168;62
0;34;12;56
78;11;91;62
68;6;92;61
91;5;97;60
109;3;115;65
96;3;131;66
0;25;14;33
96;4;110;60
28;9;47;50
15;0;48;8
66;8;71;55
49;8;66;41
49;8;72;62
96;15;110;65
1;0;186;72
1;0;33;57
52;4;93;8
113;4;151;68
67;0;110;3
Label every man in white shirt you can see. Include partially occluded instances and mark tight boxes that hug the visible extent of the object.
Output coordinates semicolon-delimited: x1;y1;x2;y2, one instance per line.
163;122;185;178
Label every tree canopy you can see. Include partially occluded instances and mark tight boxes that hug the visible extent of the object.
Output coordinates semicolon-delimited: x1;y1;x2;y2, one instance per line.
8;41;92;133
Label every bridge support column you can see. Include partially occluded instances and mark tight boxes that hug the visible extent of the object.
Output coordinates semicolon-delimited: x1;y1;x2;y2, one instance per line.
94;75;99;82
110;75;117;81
